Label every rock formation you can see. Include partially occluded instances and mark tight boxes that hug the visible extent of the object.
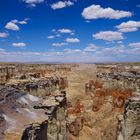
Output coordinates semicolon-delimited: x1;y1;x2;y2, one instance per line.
117;96;140;140
0;115;6;140
21;121;48;140
21;91;68;140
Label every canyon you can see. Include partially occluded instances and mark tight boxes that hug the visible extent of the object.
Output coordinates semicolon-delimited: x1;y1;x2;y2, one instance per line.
0;63;140;140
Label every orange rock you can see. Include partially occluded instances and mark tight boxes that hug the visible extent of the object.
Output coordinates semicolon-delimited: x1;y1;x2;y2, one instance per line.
75;99;84;113
67;107;76;115
94;81;103;89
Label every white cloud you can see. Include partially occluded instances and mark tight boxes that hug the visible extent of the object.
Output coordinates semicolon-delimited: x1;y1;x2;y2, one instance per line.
22;0;44;7
11;19;18;23
51;28;74;37
66;38;80;43
82;4;132;20
96;45;125;56
0;48;5;52
84;44;98;52
12;43;27;47
47;35;55;39
93;31;124;41
23;0;44;4
127;47;140;55
116;20;140;32
5;22;20;31
0;50;91;62
5;19;29;31
18;21;27;24
52;43;68;47
58;28;73;33
0;32;9;38
64;48;82;53
51;1;74;10
128;42;140;48
12;18;29;24
0;46;140;62
49;28;74;38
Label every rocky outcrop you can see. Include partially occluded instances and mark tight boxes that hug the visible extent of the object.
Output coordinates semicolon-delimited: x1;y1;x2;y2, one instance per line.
117;96;140;140
0;115;6;140
21;91;68;140
96;70;140;92
21;121;48;140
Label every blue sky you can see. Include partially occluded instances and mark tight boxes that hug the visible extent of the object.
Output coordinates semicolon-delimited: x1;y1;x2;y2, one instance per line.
0;0;140;62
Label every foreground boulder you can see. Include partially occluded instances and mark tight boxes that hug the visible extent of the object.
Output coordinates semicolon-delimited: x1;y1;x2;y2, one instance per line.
21;91;67;140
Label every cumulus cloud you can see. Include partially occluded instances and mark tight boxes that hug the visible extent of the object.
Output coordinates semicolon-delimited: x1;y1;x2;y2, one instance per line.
82;4;132;20
5;19;29;31
18;20;27;24
52;42;68;47
128;42;140;48
12;18;29;24
58;28;73;33
51;28;74;37
84;44;98;52
0;32;9;38
47;35;55;39
12;43;27;47
51;1;74;10
22;0;44;7
65;38;80;43
5;22;20;31
93;31;124;41
116;20;140;32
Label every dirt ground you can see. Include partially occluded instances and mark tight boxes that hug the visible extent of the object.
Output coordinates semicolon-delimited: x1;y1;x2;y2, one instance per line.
66;64;120;140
